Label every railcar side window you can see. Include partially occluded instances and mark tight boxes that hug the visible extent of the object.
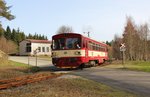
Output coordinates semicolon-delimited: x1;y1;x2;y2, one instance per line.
88;41;92;50
96;44;98;50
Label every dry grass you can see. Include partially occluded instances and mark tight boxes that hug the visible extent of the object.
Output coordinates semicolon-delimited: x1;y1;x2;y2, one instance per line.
0;68;27;79
0;61;38;79
0;50;8;66
0;77;138;97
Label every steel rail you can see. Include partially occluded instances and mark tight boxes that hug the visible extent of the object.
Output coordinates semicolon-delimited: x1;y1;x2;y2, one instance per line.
0;73;61;90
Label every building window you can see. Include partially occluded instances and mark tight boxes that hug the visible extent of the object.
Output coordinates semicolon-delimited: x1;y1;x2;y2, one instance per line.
26;43;31;52
47;47;49;52
38;47;41;52
42;47;45;52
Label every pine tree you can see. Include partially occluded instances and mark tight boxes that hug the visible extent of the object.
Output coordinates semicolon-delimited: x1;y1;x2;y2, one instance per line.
42;35;45;40
4;26;11;40
11;29;17;43
45;36;48;40
27;33;32;39
39;34;42;39
106;41;111;46
20;32;26;41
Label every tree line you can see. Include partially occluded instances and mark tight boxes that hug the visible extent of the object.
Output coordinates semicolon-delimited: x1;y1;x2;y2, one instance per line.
0;26;48;54
1;26;47;45
111;16;150;61
0;0;16;54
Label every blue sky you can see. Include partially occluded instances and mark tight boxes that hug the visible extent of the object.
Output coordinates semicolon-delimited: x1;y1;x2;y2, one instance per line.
2;0;150;41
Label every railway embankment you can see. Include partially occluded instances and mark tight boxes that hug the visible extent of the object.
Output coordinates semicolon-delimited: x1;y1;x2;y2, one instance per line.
0;60;138;97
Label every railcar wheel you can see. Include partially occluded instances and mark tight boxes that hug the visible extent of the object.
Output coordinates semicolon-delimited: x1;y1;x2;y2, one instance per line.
79;64;85;70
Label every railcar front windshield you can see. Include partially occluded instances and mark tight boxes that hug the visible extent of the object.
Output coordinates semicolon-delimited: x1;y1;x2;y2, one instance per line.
52;38;81;50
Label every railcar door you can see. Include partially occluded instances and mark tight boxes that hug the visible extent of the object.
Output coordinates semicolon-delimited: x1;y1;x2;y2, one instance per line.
84;40;88;62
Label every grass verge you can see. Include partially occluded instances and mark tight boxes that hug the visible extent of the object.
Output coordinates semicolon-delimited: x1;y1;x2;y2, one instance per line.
105;60;150;72
0;60;29;68
0;60;41;79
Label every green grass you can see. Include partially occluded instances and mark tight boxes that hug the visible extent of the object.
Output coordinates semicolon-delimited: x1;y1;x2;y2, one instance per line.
125;61;150;72
0;60;29;79
106;60;150;72
0;60;40;76
0;60;30;68
10;60;30;67
63;78;138;97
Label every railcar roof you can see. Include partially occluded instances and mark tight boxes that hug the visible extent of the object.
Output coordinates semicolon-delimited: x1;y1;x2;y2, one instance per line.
52;33;107;45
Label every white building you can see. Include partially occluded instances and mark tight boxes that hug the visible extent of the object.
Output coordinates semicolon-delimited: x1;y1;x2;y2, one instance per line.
19;39;51;56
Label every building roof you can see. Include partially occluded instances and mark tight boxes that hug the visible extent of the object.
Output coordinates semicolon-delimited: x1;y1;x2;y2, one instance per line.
26;39;51;43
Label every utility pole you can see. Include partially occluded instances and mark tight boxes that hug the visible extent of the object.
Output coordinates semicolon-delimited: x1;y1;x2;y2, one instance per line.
28;53;30;73
28;53;30;66
83;31;90;37
122;51;125;65
36;53;37;67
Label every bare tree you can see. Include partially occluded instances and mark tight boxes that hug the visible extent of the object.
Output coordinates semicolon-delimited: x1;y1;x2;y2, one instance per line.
138;23;149;61
111;16;150;61
107;45;113;60
0;36;17;54
56;25;73;34
122;16;150;61
112;34;122;60
123;16;138;60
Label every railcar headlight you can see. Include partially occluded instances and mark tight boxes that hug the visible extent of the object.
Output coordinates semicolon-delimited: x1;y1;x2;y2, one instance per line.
74;51;81;55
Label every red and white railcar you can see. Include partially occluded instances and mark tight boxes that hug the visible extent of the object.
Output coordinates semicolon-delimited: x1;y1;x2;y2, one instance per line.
51;33;108;68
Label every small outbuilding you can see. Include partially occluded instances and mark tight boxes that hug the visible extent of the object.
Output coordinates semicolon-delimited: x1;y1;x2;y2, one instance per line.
19;39;51;56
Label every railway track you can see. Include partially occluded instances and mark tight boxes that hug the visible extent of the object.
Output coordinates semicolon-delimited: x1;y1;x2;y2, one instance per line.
0;73;61;90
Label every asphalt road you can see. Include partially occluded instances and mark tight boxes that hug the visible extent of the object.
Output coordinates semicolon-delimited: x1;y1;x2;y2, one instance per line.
9;56;150;97
73;67;150;97
9;56;52;67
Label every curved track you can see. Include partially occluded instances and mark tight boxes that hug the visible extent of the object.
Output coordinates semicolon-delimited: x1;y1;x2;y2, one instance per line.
0;73;61;90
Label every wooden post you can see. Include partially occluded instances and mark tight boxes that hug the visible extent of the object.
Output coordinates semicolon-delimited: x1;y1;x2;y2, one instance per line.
35;48;39;67
36;53;37;67
122;51;125;68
